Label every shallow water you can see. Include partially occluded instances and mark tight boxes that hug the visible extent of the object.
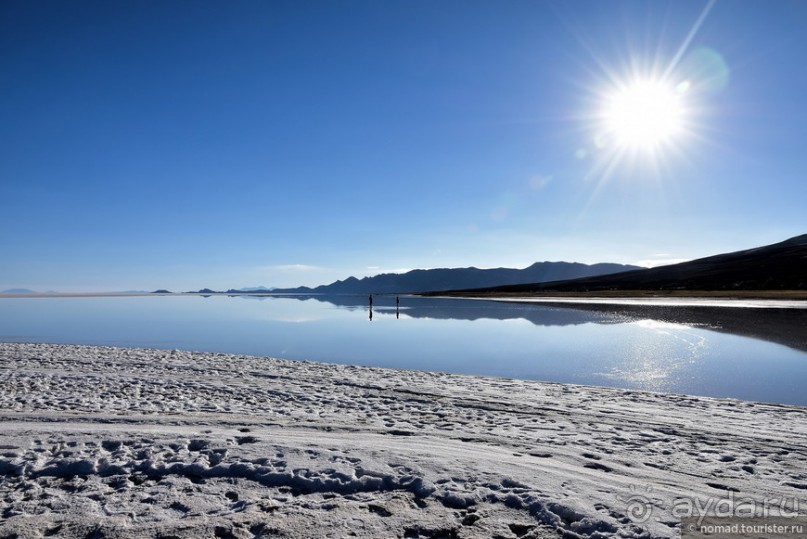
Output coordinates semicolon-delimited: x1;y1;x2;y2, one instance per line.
1;294;805;405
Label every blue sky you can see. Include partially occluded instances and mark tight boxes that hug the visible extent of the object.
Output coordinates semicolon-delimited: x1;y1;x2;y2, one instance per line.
1;0;805;291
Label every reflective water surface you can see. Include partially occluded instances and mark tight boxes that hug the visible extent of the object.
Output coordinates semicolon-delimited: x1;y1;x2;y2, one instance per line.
1;295;805;405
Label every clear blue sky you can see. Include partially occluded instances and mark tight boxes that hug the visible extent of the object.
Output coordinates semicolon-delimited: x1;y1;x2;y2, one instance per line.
2;0;805;291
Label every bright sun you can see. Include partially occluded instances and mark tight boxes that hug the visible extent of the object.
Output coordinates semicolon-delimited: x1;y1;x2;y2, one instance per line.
603;79;687;151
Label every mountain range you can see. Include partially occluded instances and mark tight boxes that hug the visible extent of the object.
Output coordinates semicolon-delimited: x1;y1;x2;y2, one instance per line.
272;262;642;295
438;234;807;295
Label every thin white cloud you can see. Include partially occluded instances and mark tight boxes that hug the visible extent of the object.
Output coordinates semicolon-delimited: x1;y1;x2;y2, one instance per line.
636;258;691;268
359;267;413;276
268;264;327;273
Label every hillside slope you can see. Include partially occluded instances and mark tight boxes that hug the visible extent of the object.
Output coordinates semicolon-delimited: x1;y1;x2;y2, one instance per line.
440;234;807;295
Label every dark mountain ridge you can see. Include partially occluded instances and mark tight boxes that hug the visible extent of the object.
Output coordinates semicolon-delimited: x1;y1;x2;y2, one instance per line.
273;262;642;295
438;234;807;295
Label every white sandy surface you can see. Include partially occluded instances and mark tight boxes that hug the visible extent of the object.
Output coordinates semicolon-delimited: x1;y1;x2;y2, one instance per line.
1;343;805;538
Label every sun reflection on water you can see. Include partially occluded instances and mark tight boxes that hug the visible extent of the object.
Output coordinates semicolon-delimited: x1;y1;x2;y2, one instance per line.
596;318;709;393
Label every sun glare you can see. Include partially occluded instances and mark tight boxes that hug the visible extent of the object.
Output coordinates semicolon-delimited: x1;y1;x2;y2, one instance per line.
602;79;686;151
574;2;727;187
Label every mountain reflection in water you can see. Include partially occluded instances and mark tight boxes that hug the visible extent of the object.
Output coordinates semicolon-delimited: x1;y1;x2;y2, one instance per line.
249;294;807;354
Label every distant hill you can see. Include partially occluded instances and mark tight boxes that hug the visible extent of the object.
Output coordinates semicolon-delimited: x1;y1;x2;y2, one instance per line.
439;234;807;295
227;286;276;293
1;288;36;294
196;288;218;294
273;262;642;295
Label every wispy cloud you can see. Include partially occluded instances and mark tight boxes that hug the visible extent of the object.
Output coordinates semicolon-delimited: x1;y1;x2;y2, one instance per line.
268;264;327;273
359;266;413;276
636;258;690;268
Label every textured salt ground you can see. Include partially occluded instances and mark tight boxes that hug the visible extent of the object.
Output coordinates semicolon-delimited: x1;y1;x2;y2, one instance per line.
1;343;806;539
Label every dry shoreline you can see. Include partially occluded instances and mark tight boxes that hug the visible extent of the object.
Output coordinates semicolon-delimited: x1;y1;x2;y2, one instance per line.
1;343;806;538
430;290;807;301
